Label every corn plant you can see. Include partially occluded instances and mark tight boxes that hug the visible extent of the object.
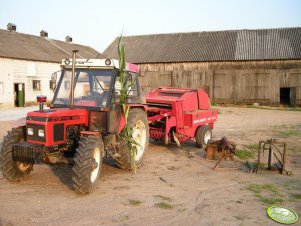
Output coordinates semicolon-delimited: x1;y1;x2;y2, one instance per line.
117;36;138;172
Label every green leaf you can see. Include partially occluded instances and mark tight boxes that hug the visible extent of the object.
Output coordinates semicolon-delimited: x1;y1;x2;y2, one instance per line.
117;34;138;172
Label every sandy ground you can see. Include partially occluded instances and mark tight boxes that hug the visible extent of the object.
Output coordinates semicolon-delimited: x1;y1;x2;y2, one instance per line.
0;106;300;226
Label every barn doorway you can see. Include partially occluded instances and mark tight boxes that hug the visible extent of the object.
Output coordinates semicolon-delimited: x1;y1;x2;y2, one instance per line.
14;83;25;107
280;87;296;107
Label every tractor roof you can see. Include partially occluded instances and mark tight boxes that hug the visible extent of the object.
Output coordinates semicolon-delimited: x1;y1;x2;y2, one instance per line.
61;58;138;73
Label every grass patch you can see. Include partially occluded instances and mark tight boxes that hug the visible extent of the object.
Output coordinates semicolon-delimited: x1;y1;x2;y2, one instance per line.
244;144;258;150
247;105;301;112
211;102;218;106
284;180;301;190
272;125;301;138
245;161;265;170
259;197;284;205
154;195;172;202
155;202;174;210
128;199;143;206
286;107;301;112
247;183;284;205
247;184;278;194
278;130;301;137
290;193;301;201
235;149;254;160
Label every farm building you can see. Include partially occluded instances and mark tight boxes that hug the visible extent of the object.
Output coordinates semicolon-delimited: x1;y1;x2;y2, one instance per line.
0;23;100;108
103;27;301;106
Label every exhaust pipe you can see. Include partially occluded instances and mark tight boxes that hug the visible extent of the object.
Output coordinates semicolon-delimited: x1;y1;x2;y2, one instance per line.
70;50;78;109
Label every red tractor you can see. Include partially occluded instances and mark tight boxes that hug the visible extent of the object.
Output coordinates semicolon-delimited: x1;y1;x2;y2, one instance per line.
0;51;149;194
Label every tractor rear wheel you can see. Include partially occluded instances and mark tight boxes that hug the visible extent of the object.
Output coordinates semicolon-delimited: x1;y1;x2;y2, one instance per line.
72;135;103;194
114;108;149;171
0;127;33;181
195;125;212;148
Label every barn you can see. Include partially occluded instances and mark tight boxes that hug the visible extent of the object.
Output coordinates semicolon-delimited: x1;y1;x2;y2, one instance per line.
0;23;100;108
103;27;301;106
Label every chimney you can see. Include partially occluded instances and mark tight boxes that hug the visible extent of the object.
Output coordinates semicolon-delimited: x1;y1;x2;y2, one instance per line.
7;23;16;31
40;30;48;38
65;35;72;43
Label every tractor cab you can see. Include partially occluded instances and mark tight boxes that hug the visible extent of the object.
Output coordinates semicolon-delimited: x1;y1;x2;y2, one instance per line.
51;58;141;110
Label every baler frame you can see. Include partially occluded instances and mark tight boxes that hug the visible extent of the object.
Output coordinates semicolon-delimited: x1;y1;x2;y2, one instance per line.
146;87;218;147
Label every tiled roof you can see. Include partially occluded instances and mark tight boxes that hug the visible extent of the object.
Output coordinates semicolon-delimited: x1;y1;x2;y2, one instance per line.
0;29;101;63
103;27;301;63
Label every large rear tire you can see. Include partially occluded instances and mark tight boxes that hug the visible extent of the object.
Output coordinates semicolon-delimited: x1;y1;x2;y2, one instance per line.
114;108;149;171
0;127;33;181
195;125;212;148
72;135;103;194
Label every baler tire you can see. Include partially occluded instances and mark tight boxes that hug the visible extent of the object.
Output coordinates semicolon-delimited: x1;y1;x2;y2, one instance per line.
72;135;103;194
0;127;33;181
114;108;149;171
195;125;212;148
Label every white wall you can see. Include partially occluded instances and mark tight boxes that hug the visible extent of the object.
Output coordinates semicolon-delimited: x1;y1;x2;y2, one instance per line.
0;58;60;107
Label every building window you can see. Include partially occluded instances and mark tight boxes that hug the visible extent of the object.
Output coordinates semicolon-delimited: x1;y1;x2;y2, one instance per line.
33;80;41;90
0;82;4;94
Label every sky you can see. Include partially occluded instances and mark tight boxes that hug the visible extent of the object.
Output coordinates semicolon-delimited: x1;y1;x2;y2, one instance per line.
1;0;300;52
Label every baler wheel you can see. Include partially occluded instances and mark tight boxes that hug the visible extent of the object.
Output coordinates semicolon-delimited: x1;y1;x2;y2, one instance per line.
0;127;33;181
114;108;149;171
72;135;103;194
195;125;212;148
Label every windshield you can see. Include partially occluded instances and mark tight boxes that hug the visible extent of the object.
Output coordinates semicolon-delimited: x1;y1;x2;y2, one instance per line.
52;69;114;108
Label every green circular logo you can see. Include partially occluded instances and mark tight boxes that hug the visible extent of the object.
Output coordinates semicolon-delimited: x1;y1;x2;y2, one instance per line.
267;206;299;224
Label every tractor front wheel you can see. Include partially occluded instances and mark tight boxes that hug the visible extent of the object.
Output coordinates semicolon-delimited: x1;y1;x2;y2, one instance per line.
114;108;149;171
195;125;212;148
72;135;103;194
0;127;33;181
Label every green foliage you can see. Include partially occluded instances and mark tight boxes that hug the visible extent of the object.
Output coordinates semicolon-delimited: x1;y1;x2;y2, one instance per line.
284;179;301;190
259;197;284;205
155;202;174;210
286;107;301;112
247;105;301;111
117;36;138;172
290;193;301;201
235;149;254;160
247;184;278;194
244;144;258;150
272;125;301;138
128;199;143;206
247;183;284;205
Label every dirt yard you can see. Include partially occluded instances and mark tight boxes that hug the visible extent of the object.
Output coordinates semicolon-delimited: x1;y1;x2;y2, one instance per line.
0;106;300;226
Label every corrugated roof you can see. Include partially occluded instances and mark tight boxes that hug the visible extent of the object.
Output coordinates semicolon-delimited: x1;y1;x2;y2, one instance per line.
103;28;301;63
0;29;101;63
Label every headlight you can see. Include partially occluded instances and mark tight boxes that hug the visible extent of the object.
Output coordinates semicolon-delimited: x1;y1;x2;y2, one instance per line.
38;129;45;137
27;128;34;135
